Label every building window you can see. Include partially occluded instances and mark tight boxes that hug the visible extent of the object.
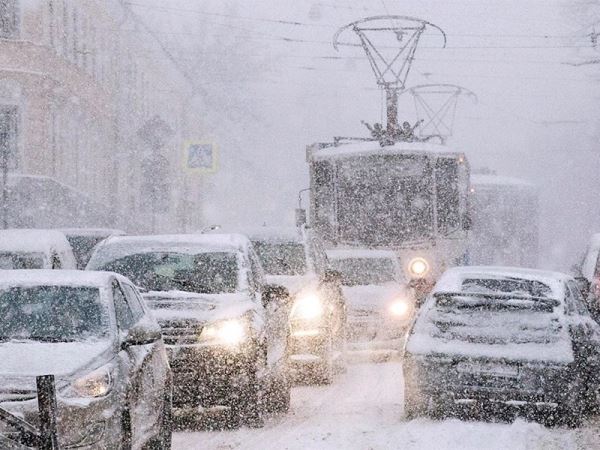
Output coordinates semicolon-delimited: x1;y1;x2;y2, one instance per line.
0;105;18;170
0;0;19;39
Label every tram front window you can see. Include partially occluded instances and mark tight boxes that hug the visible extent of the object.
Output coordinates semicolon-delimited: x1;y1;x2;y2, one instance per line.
336;155;433;245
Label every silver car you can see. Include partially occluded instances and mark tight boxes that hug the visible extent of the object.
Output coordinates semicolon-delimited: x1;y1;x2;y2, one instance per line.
0;270;172;449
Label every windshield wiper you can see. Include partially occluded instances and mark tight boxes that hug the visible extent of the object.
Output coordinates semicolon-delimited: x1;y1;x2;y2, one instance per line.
28;336;77;343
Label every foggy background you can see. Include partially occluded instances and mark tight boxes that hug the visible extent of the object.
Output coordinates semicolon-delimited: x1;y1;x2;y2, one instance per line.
129;0;600;271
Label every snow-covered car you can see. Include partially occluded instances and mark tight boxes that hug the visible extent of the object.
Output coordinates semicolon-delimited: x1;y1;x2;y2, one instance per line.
404;266;600;425
573;233;600;320
0;229;76;270
60;228;126;269
247;227;347;384
0;270;172;449
327;249;414;359
86;234;291;426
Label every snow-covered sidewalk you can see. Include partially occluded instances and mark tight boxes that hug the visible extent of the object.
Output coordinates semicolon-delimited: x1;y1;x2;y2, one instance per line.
173;362;596;449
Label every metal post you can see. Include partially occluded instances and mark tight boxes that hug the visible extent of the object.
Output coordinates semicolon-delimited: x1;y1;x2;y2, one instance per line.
1;132;8;230
385;86;399;136
36;375;59;450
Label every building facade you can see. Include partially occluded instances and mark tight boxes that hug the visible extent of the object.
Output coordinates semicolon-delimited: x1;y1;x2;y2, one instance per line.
0;0;205;232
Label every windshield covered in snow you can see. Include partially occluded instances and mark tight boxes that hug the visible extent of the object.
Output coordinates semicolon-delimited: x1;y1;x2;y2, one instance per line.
425;277;562;345
252;241;307;276
0;286;108;342
0;252;45;269
317;155;433;245
96;251;239;294
330;257;396;286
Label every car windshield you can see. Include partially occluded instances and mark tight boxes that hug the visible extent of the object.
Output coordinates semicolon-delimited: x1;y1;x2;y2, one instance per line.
425;277;561;345
253;241;307;276
0;252;45;269
96;251;239;294
330;257;396;286
0;286;108;342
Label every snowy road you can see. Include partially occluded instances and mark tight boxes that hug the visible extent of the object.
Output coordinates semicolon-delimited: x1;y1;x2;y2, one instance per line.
173;362;600;450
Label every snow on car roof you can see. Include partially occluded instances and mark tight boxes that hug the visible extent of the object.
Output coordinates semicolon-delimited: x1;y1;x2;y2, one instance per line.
0;229;72;253
88;233;249;268
0;270;119;287
241;226;304;243
471;174;535;188
310;141;460;160
326;248;398;260
434;266;567;298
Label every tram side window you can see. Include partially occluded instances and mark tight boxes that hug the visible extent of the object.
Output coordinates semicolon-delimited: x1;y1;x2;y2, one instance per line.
312;161;335;239
436;159;460;233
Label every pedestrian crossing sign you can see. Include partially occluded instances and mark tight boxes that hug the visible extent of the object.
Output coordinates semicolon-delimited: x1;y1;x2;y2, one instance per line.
184;142;218;173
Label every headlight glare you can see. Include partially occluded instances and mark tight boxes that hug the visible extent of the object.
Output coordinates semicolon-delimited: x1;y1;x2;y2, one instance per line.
389;299;410;317
69;365;113;398
200;318;247;346
409;257;429;278
291;293;323;320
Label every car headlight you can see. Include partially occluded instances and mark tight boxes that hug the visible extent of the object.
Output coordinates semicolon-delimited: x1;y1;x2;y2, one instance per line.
408;257;430;278
291;293;323;320
67;364;113;398
199;318;248;346
389;298;411;318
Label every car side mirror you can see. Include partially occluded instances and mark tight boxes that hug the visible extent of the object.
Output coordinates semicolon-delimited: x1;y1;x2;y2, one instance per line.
323;269;342;284
262;284;291;308
121;323;162;349
575;277;591;299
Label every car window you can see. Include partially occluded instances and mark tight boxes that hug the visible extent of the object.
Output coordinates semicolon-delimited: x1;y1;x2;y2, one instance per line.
113;282;135;330
247;250;264;293
567;280;591;316
121;283;145;322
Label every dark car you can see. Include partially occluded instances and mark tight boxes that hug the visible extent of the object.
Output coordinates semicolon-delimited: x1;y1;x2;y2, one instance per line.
404;266;600;425
0;270;172;449
60;228;125;269
86;234;291;427
246;227;347;384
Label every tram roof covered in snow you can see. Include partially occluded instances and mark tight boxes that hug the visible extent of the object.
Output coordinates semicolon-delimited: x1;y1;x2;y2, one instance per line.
308;140;463;161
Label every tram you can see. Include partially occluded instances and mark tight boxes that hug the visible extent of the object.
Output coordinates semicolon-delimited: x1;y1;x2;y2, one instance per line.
468;174;539;267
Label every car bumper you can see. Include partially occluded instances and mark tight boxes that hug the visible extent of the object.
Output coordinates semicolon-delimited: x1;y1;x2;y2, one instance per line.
0;391;122;449
287;321;331;369
403;354;577;408
347;315;409;351
167;344;256;408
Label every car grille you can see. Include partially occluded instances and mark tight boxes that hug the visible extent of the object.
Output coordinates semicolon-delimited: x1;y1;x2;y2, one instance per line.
159;319;204;345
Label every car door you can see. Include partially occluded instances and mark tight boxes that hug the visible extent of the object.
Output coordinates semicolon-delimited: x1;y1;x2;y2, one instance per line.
113;280;163;445
566;280;600;399
249;248;288;375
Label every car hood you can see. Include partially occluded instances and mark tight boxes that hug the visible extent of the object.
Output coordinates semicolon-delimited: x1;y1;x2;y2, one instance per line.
144;290;256;324
342;283;404;313
0;340;113;379
265;274;318;296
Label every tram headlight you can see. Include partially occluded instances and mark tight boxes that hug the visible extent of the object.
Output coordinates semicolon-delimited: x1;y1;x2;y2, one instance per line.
408;257;430;278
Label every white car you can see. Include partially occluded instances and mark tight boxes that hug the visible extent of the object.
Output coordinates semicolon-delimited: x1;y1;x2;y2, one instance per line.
327;249;414;358
0;270;172;449
247;227;347;384
0;229;76;270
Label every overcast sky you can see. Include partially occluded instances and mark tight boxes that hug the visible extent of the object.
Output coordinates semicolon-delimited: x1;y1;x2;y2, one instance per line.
130;0;600;270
